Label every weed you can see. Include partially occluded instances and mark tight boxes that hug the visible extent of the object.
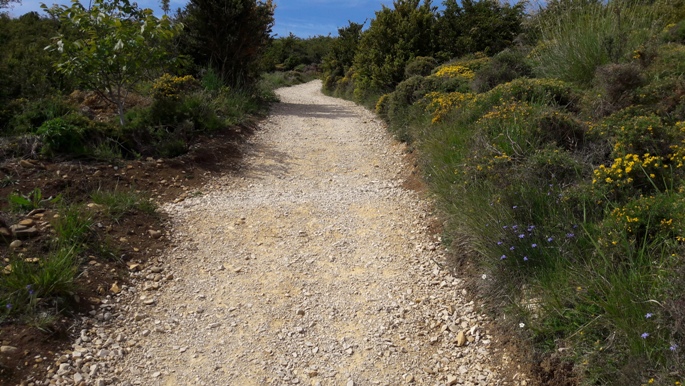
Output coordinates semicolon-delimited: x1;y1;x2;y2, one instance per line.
0;174;18;187
90;188;156;222
7;188;53;212
0;247;79;317
52;204;92;247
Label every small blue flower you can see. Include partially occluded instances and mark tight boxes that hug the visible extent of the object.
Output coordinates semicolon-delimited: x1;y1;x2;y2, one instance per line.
573;224;578;229
513;205;518;209
641;332;650;339
497;241;503;246
645;313;653;319
510;246;515;251
523;256;529;261
518;234;525;239
531;243;538;248
5;304;11;310
547;237;554;242
671;344;678;351
500;255;507;260
527;225;535;232
512;225;518;230
503;225;508;229
566;233;575;238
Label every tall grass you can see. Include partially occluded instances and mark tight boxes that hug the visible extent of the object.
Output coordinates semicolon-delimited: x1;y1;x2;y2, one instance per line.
532;0;663;85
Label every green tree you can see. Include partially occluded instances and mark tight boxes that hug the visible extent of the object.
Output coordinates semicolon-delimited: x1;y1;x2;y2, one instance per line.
353;0;436;97
44;0;181;125
322;21;364;88
0;12;63;103
262;33;334;71
435;0;525;59
177;0;275;87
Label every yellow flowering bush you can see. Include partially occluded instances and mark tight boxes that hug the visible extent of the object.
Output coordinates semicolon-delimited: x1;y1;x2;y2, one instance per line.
375;93;390;116
152;74;198;101
433;65;476;80
607;194;685;241
424;91;474;123
593;153;666;189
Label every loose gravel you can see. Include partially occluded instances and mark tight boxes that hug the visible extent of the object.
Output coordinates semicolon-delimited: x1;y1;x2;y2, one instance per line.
25;81;530;386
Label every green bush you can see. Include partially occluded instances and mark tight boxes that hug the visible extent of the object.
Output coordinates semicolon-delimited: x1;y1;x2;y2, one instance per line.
663;20;685;43
353;0;435;96
593;62;645;116
37;117;86;156
404;56;438;78
472;49;533;93
5;97;76;135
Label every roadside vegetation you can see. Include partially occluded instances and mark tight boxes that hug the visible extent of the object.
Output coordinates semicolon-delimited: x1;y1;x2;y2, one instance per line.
323;0;685;383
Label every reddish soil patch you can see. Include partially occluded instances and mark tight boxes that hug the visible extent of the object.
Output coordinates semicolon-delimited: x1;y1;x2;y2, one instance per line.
0;124;254;385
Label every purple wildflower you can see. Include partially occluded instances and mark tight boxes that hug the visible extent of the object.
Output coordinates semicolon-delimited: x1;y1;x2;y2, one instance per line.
523;256;529;261
641;332;650;339
566;233;575;238
519;234;525;239
532;243;538;248
547;237;554;242
500;255;507;260
671;344;678;351
645;313;653;319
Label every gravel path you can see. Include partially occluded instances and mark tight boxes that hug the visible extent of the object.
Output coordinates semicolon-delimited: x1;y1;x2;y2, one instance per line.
32;81;527;386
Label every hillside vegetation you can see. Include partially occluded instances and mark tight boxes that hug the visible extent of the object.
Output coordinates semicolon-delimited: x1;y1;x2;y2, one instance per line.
323;0;685;384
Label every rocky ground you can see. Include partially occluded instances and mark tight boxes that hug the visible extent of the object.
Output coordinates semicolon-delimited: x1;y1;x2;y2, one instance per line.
14;81;532;386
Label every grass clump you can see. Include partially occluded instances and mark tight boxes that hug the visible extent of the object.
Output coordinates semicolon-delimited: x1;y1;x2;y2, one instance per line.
531;0;663;86
90;188;156;222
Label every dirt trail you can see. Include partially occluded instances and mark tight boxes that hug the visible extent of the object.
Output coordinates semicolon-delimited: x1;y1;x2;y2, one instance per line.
38;81;527;386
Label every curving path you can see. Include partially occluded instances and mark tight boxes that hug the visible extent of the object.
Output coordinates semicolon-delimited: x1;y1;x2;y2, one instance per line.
38;81;527;386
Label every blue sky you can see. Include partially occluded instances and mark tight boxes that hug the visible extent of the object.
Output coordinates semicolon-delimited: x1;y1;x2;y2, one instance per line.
5;0;395;37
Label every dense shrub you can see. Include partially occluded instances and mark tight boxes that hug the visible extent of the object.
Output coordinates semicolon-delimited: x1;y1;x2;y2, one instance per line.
404;56;438;78
177;0;275;87
593;62;645;116
435;0;526;58
352;0;435;97
472;49;533;92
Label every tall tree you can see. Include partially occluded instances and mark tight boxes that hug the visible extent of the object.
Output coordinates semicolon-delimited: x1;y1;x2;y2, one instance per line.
322;21;364;86
435;0;526;58
353;0;436;95
178;0;275;87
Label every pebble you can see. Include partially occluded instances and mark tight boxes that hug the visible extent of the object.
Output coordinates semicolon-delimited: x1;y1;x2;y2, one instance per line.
0;345;18;354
